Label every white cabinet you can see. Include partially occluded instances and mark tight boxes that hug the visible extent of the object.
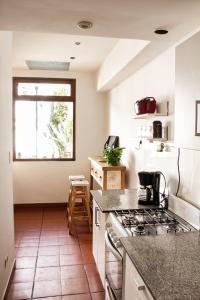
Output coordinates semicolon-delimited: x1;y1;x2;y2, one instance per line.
93;200;106;287
92;202;99;262
123;254;154;300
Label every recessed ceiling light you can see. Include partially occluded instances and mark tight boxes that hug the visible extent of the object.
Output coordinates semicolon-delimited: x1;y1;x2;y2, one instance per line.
154;28;168;35
70;57;76;60
75;42;81;45
77;20;93;30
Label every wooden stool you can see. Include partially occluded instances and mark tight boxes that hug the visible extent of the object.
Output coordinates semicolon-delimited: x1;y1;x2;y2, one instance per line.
68;180;92;235
69;175;85;181
66;175;85;225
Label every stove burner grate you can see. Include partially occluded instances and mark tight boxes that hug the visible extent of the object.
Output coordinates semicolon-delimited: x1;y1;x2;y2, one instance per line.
114;208;195;235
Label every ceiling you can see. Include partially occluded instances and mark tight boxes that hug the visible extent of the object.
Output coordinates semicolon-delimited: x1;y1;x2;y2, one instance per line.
2;0;200;73
13;32;118;71
1;0;200;41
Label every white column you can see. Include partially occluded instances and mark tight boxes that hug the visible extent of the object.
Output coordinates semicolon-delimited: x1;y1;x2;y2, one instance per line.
0;31;15;299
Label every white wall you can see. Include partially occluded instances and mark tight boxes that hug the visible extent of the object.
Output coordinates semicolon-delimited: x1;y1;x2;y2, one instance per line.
0;32;15;300
173;30;200;207
106;48;175;189
13;70;107;203
175;30;200;150
106;31;200;209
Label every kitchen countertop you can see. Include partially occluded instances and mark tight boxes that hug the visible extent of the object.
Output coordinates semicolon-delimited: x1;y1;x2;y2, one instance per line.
90;189;154;212
121;231;200;300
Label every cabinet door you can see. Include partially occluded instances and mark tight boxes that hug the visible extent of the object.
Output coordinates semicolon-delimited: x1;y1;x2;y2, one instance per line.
97;207;106;286
92;200;106;287
124;254;154;300
92;201;100;264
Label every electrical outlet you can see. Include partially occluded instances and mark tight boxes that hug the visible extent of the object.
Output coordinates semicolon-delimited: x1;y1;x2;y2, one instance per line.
4;256;9;268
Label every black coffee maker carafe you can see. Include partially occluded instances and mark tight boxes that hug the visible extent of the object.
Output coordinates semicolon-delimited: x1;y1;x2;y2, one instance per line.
138;171;160;205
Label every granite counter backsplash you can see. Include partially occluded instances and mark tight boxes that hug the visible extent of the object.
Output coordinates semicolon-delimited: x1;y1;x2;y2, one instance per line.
121;231;200;300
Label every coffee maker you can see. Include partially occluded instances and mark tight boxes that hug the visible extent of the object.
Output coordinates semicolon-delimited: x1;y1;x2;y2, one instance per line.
138;171;160;205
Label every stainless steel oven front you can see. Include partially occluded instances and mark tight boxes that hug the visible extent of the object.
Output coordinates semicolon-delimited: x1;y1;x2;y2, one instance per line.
105;231;123;300
105;206;198;299
105;213;128;300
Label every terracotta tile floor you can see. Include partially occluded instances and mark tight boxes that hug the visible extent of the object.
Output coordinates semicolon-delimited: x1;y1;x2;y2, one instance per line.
7;206;104;300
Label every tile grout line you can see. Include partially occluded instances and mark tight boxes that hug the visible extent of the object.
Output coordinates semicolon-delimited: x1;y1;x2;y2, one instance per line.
31;208;44;300
76;229;92;300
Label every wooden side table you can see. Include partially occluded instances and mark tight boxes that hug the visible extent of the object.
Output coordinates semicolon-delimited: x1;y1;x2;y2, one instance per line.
88;157;126;190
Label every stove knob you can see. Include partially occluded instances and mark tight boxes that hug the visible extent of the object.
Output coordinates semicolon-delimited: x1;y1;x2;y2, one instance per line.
108;228;114;234
112;237;118;243
115;241;122;248
106;223;112;229
111;232;117;238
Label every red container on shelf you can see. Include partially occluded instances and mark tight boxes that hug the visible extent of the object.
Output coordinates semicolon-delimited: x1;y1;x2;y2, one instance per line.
146;97;157;113
135;99;147;114
135;97;157;115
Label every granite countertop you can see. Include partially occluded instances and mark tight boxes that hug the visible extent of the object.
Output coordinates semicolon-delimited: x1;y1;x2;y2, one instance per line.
121;231;200;300
91;189;143;212
90;189;158;212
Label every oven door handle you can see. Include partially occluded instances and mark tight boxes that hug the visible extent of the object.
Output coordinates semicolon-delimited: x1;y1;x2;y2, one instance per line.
95;207;100;226
105;231;122;261
105;279;116;300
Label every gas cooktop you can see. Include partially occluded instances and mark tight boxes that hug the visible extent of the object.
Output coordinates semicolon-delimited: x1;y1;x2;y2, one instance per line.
113;208;196;236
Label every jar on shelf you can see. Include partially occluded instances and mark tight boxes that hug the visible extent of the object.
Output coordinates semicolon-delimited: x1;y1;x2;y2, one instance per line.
146;126;152;138
153;121;162;138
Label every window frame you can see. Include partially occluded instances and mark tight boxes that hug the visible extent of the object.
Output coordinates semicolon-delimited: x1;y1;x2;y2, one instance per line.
13;77;76;161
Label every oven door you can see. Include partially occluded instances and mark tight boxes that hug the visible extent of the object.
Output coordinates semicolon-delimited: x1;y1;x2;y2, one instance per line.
105;231;123;300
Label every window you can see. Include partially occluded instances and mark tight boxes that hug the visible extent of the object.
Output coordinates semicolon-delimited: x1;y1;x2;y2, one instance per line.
13;77;76;161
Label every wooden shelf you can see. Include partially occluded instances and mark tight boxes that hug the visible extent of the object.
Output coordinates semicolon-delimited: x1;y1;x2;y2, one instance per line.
137;126;168;142
147;137;168;142
132;112;168;119
137;137;167;142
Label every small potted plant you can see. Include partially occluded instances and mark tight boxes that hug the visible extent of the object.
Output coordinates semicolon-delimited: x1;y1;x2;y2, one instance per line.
103;147;125;166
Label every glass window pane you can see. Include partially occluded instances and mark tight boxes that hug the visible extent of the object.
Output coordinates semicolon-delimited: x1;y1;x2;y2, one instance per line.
15;101;73;159
15;101;37;159
37;102;73;159
18;83;71;96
